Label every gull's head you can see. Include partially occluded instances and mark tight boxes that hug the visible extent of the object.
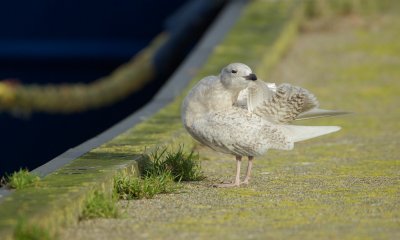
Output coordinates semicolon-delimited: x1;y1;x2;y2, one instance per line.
220;63;257;90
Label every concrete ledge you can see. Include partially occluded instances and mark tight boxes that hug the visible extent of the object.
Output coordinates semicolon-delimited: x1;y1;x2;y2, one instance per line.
0;0;252;239
0;0;306;238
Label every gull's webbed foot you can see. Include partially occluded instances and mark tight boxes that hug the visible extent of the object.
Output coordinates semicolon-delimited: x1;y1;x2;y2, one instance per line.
240;179;250;185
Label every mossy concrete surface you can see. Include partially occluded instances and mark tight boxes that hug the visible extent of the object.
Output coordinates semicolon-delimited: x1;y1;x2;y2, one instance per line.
2;0;399;239
0;158;139;239
60;2;399;240
1;0;303;239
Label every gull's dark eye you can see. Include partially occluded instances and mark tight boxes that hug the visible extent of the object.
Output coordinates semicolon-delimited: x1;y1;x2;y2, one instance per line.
231;70;237;74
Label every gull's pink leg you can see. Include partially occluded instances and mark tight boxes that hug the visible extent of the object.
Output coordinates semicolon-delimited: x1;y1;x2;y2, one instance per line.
214;156;242;188
241;156;253;185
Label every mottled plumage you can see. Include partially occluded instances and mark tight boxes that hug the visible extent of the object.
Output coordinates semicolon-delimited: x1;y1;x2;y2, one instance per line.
189;108;293;157
248;82;319;123
181;63;346;187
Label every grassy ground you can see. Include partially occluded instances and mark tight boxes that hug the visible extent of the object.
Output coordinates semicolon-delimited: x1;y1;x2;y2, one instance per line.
59;5;400;240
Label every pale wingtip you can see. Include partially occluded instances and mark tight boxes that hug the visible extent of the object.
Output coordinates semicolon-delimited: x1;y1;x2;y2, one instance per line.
296;109;353;121
335;111;353;116
331;126;342;132
284;125;342;142
316;125;342;135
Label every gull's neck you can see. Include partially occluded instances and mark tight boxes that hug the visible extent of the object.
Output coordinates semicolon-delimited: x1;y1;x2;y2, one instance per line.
182;79;241;126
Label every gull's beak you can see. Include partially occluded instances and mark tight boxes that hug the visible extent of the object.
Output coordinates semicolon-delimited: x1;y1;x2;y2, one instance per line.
245;73;257;81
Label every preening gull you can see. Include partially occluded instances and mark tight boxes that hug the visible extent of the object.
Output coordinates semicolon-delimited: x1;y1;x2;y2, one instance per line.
181;63;348;187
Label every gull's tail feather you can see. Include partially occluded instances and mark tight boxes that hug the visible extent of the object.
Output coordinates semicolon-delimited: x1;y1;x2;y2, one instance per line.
283;125;341;142
296;108;351;121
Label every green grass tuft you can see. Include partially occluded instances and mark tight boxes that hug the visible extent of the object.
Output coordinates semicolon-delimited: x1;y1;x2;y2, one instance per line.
146;146;204;181
14;219;51;240
113;146;203;200
4;169;40;189
80;191;120;220
114;170;176;200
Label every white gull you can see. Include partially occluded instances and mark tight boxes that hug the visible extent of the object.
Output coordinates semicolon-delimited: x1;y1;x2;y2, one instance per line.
181;63;347;187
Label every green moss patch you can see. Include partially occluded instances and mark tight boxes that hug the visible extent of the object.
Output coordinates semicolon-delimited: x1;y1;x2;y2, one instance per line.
80;191;120;220
14;220;51;240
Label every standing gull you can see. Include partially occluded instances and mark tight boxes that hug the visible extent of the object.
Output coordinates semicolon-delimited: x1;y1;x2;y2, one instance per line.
181;63;347;187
